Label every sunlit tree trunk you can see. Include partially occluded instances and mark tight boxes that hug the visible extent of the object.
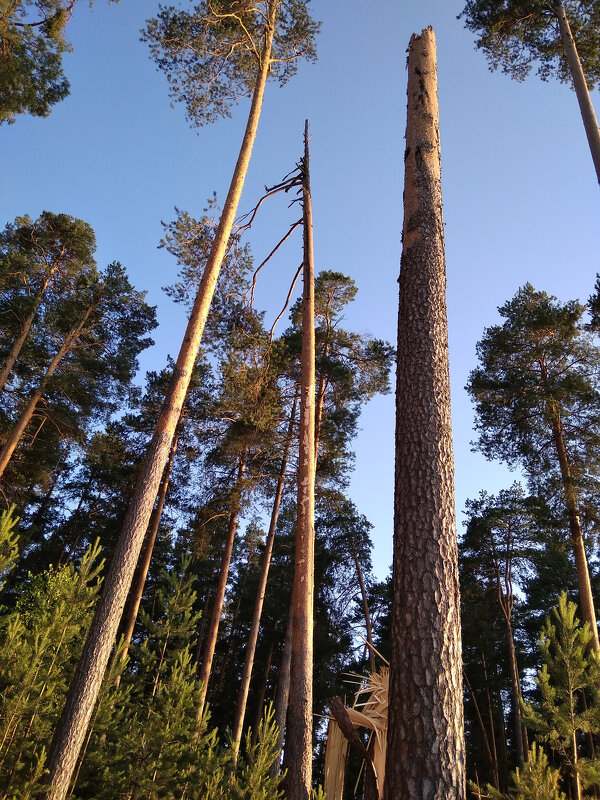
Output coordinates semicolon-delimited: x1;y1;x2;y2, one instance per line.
43;6;279;797
553;1;600;185
384;28;465;800
285;121;316;800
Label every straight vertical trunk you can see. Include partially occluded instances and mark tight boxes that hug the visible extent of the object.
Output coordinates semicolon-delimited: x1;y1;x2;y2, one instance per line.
196;454;247;723
115;423;181;687
385;28;465;800
272;599;293;778
250;641;274;747
0;305;93;479
231;392;298;763
504;618;526;766
285;121;316;800
352;551;376;674
553;1;600;185
44;7;279;797
464;673;499;790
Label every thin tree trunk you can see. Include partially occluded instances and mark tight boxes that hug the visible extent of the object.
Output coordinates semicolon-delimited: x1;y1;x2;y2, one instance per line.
285;120;316;800
272;600;293;778
481;651;500;789
546;398;600;651
504;617;525;767
195;454;247;724
43;6;279;796
231;392;298;763
352;551;376;674
250;641;274;747
553;1;600;185
0;306;93;479
385;28;465;800
114;424;181;688
0;262;60;394
464;673;499;789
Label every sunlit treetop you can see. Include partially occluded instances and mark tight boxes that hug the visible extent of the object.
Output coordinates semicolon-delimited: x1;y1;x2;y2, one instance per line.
143;0;320;126
460;0;600;88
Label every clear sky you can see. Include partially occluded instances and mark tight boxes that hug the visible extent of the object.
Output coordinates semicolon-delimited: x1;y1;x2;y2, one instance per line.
2;0;599;579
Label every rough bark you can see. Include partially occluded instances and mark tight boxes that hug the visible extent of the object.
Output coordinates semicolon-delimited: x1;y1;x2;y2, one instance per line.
115;423;181;688
43;7;278;797
196;454;247;724
285;120;316;800
231;392;298;763
553;1;600;185
0;305;93;479
384;28;465;800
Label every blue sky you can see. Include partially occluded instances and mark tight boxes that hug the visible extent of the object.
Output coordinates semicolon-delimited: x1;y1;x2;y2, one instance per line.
2;0;599;578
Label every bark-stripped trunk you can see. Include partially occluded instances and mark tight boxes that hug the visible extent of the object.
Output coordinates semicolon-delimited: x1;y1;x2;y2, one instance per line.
44;7;279;797
553;1;600;185
285;121;316;800
231;392;298;763
385;28;465;800
0;305;93;479
544;394;600;652
196;454;247;724
115;422;181;688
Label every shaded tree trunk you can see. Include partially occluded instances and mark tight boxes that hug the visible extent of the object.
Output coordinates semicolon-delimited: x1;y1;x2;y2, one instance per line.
272;599;293;778
196;453;247;724
464;673;499;790
352;551;376;674
231;392;298;763
553;1;600;185
43;6;279;796
0;305;93;479
285;121;316;800
384;28;465;800
250;640;274;747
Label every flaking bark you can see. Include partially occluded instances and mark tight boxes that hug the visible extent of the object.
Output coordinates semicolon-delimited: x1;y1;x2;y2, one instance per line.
384;28;465;800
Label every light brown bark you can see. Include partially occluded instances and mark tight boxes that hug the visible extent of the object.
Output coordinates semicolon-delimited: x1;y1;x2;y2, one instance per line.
384;28;465;800
43;7;279;797
231;392;298;763
114;423;181;688
0;305;93;479
553;1;600;185
196;454;247;724
285;121;316;800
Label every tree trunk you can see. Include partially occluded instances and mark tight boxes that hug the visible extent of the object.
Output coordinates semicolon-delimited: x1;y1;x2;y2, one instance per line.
352;551;376;674
43;6;279;796
195;454;247;724
0;264;58;394
553;1;600;185
0;305;93;480
250;640;274;747
464;673;499;790
285;120;316;800
114;423;181;688
504;617;525;767
231;392;298;763
272;600;293;778
547;400;600;651
384;28;465;800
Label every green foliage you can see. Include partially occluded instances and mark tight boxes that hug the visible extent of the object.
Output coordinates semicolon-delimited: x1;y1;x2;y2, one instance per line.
471;743;566;800
143;0;319;126
0;540;104;794
460;0;600;88
230;704;284;799
523;593;600;792
0;506;19;588
0;0;72;123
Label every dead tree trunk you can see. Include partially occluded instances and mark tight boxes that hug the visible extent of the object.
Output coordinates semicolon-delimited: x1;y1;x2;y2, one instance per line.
384;28;465;800
285;121;316;800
